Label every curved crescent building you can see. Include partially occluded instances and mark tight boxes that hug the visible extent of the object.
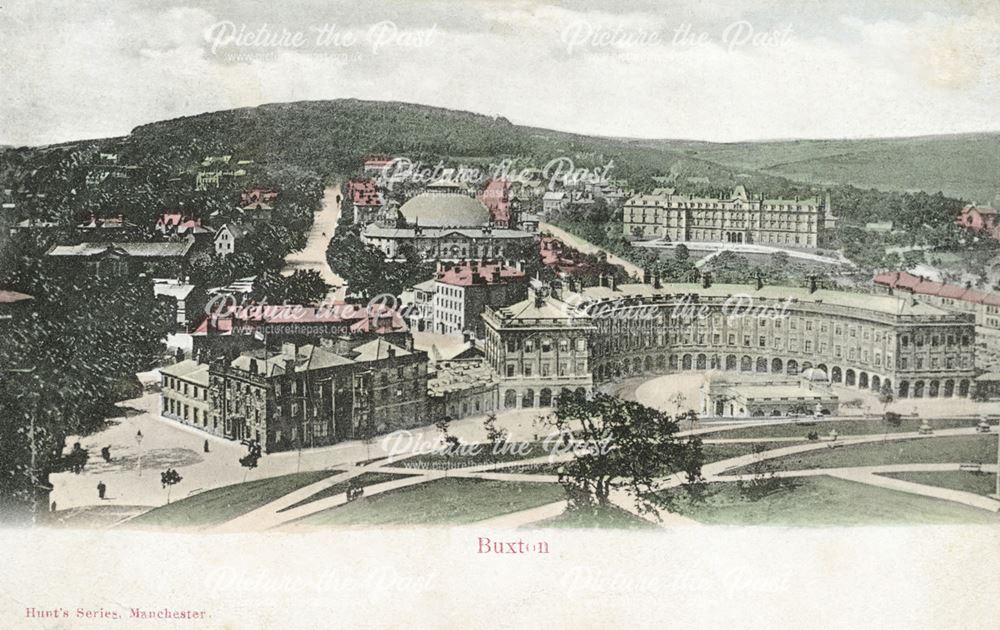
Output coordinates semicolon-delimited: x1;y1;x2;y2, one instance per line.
362;192;534;261
482;278;977;410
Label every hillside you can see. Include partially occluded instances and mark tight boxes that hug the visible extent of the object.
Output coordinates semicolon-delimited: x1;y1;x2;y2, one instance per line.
646;133;1000;204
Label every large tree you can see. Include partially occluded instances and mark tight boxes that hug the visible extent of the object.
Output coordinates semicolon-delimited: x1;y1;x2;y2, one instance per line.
544;391;704;517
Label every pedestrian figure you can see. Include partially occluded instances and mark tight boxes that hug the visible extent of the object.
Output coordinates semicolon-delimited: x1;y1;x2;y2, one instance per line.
97;481;106;500
101;446;111;463
50;501;57;513
204;439;210;453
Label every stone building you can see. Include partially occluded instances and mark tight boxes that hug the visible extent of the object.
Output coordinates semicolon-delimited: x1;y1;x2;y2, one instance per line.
482;285;596;409
699;368;839;418
430;260;528;338
428;359;500;421
482;278;979;407
361;192;534;261
177;339;429;453
622;185;836;248
160;360;213;434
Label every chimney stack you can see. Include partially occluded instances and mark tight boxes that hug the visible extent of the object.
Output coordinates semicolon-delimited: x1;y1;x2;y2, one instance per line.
653;270;662;290
702;272;712;289
610;275;617;291
755;273;763;291
534;287;545;308
808;275;818;294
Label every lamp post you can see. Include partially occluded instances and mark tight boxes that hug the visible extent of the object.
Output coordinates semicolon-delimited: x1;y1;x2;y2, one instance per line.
135;430;144;477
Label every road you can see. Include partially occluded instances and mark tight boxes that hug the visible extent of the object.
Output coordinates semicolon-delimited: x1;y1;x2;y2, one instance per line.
540;222;643;278
281;183;346;301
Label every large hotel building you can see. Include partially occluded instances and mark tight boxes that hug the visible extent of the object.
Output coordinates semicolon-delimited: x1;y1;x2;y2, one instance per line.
622;185;837;248
483;278;977;411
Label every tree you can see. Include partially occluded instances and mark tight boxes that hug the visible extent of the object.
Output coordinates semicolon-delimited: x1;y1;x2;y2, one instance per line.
239;440;262;482
160;468;183;504
543;391;703;517
674;243;690;262
483;413;508;460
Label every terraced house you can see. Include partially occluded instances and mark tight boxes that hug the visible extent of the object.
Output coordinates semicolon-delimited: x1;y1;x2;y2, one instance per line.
483;278;979;409
623;185;837;248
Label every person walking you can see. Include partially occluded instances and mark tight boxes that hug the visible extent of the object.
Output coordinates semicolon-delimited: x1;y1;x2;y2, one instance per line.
97;481;107;500
204;439;210;453
101;446;111;463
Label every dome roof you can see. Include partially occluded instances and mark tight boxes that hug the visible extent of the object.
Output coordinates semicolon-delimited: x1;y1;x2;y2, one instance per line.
800;368;829;382
399;192;490;228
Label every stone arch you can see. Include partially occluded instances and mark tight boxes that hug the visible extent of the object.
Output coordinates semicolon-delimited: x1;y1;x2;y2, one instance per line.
656;355;666;370
859;372;869;389
898;380;908;398
522;389;535;408
574;387;587;399
682;354;693;370
669;355;678;370
929;380;940;397
752;410;765;417
740;356;752;371
504;389;517;409
725;355;737;371
771;358;783;373
871;375;881;392
959;379;970;396
845;369;856;386
913;380;925;398
632;357;642;374
816;364;828;375
787;359;799;375
644;356;653;372
883;379;892;394
831;366;842;383
771;409;782;416
710;355;721;369
943;380;954;397
539;388;552;407
696;354;707;370
756;357;768;372
801;361;813;372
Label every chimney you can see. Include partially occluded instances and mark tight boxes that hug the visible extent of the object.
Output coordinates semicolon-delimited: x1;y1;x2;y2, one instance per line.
598;273;606;288
755;273;763;291
808;275;818;294
534;287;545;308
701;272;712;289
609;275;617;291
653;271;662;290
387;346;396;359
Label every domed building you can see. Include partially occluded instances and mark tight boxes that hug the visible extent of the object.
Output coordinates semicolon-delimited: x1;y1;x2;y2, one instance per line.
399;193;491;228
362;191;534;262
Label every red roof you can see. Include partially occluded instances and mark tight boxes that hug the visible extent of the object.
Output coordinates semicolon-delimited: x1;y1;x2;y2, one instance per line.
873;270;1000;306
436;261;526;287
347;178;381;207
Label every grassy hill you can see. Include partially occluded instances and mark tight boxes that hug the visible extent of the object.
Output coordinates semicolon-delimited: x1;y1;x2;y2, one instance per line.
647;132;1000;204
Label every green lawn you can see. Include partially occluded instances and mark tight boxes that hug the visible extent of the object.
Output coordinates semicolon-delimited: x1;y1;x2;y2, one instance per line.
125;470;339;529
284;478;565;528
879;471;1000;498
663;477;1000;526
725;435;996;475
279;472;414;512
533;505;657;530
47;505;149;529
707;418;980;440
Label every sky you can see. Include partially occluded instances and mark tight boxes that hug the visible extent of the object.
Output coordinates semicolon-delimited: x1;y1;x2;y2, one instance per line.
1;0;999;146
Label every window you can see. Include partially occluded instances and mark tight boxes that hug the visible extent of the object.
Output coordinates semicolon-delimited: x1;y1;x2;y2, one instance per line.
524;340;534;353
541;339;552;353
524;364;533;377
506;365;515;377
759;336;766;347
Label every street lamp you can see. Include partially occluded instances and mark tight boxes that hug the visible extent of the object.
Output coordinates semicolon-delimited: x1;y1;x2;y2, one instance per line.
135;430;144;477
